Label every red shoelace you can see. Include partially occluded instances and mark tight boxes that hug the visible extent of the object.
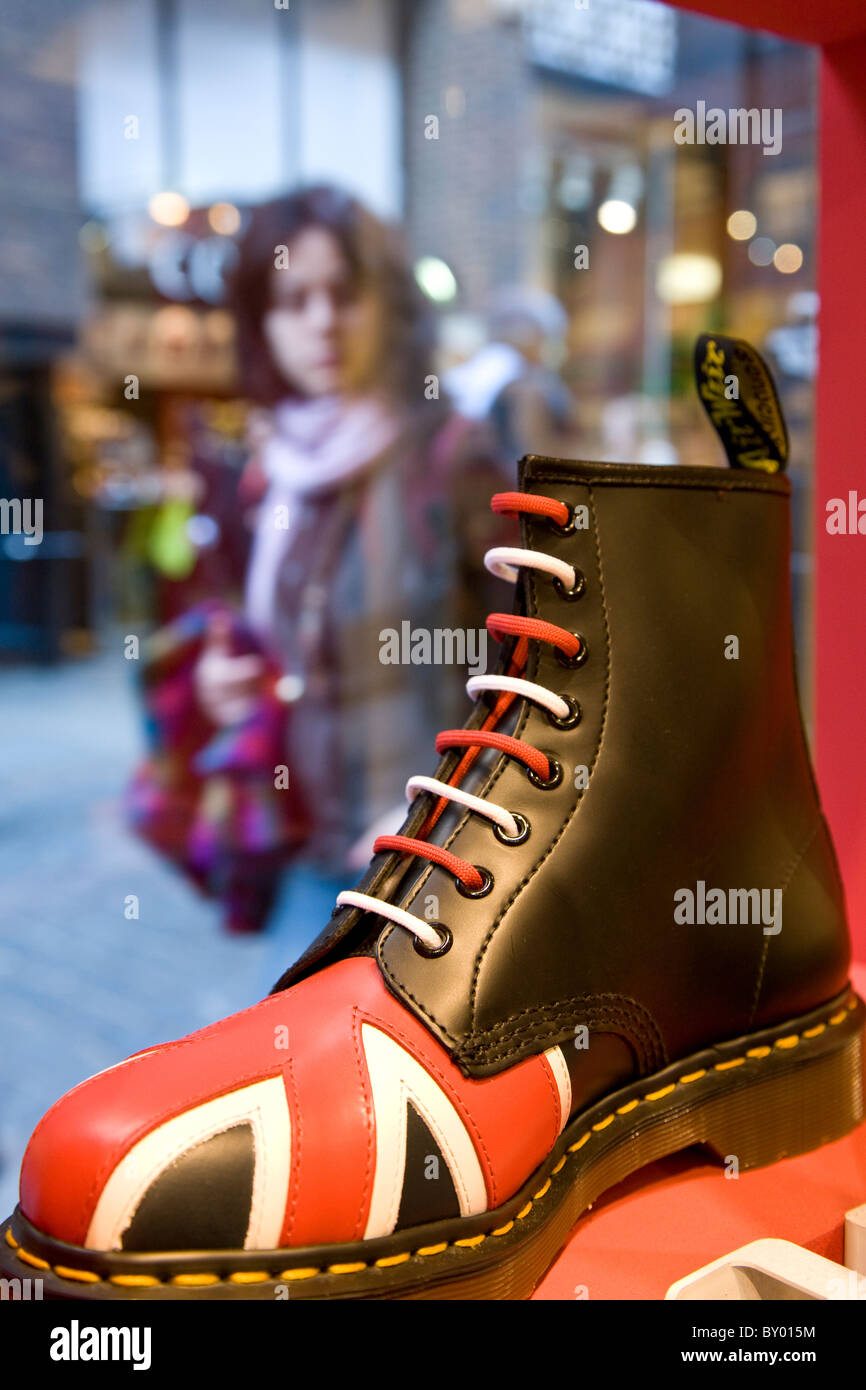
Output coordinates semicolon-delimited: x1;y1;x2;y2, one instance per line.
372;491;580;894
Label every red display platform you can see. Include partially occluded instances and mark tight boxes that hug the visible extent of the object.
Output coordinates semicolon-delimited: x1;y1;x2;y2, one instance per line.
534;963;866;1300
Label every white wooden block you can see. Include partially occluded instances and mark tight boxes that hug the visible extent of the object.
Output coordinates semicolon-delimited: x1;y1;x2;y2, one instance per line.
665;1238;866;1300
844;1203;866;1276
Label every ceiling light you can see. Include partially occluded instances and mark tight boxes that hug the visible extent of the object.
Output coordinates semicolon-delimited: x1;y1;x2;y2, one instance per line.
415;256;458;303
597;199;637;235
773;243;803;274
726;210;757;240
656;253;722;305
148;191;190;227
208;202;242;236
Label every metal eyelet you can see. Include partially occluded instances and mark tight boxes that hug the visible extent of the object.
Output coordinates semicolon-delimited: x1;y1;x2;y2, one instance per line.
413;923;453;958
545;506;578;536
547;695;582;730
556;634;588;669
493;812;531;845
456;866;494;899
553;569;586;601
526;757;564;790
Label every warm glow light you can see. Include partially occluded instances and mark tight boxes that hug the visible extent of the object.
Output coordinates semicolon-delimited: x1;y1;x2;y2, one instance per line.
774;243;804;274
208;201;241;236
726;210;757;241
597;199;637;235
656;253;722;305
748;237;776;267
148;191;190;227
414;256;458;303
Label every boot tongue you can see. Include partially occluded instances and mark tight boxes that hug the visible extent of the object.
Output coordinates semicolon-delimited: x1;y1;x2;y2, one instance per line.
694;332;789;473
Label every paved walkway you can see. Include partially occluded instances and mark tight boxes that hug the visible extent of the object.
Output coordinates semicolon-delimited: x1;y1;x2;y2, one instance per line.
0;652;273;1219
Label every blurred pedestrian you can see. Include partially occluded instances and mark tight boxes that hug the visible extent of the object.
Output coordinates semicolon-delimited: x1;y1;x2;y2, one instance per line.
198;184;513;976
446;285;577;460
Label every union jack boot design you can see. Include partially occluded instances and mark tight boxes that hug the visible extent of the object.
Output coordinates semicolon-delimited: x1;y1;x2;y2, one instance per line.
2;338;863;1299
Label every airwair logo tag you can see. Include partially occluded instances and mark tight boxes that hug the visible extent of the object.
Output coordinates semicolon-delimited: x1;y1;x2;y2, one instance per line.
694;333;788;473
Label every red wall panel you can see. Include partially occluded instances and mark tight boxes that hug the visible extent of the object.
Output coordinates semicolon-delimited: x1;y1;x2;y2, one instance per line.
814;37;866;960
675;0;866;45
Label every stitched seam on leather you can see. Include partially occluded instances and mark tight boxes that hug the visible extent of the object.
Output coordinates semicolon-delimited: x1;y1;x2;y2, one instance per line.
529;467;787;496
467;1014;652;1057
359;1006;499;1207
96;1108;263;1251
22;1029;205;1172
748;818;822;1028
383;676;530;899
351;1007;376;1241
461;995;656;1043
75;1062;285;1247
457;996;664;1071
15;995;857;1290
376;965;462;1046
283;1058;301;1244
27;986;289;1165
539;1048;563;1144
467;480;613;1029
376;591;533;1007
461;1033;642;1069
376;482;660;1069
376;521;541;1044
419;581;535;848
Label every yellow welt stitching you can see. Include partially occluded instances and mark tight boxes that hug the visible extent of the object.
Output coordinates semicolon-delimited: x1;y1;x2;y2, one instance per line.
8;1001;850;1296
16;1247;49;1271
53;1265;101;1284
645;1083;676;1100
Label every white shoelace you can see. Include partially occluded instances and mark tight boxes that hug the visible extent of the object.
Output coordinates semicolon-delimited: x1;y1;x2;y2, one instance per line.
336;544;576;950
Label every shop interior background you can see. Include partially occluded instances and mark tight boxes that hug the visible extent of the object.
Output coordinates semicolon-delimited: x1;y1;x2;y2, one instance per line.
0;0;817;1223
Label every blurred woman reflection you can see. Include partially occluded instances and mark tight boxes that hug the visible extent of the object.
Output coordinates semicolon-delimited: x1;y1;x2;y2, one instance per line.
203;184;511;981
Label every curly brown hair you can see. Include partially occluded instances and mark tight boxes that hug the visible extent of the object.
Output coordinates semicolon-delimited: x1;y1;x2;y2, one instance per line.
228;184;437;408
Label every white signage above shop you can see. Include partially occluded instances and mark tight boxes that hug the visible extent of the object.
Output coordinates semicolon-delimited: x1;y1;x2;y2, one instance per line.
524;0;677;97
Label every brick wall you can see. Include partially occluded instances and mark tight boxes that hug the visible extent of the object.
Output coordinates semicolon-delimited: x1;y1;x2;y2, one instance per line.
0;0;85;332
401;0;532;311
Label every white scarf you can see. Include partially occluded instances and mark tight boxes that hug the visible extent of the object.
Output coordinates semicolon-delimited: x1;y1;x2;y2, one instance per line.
245;394;402;641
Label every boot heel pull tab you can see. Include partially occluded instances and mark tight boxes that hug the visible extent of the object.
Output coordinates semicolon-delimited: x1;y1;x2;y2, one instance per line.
694;332;789;473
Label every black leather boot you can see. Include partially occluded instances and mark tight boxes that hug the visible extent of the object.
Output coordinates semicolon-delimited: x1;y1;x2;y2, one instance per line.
3;337;862;1300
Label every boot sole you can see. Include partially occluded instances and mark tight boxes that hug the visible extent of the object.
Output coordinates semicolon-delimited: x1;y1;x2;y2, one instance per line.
2;987;863;1301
